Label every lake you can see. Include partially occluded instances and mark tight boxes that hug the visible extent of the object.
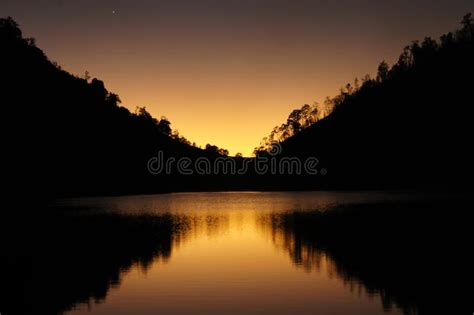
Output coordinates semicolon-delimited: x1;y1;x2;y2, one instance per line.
2;191;470;315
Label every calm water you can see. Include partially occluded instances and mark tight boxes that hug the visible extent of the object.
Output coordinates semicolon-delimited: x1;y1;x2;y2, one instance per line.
45;191;465;315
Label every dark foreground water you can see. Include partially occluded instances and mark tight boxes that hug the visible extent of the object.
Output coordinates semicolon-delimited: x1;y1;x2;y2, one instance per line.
1;192;472;315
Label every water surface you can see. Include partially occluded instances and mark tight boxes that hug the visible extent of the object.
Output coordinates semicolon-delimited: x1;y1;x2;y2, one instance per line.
43;191;468;315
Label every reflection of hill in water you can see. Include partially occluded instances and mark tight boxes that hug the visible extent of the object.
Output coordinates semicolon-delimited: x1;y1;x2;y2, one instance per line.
1;199;471;315
0;210;238;315
1;212;184;314
260;201;473;315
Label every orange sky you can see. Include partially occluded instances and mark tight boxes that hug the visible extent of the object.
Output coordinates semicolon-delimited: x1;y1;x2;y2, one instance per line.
1;0;472;155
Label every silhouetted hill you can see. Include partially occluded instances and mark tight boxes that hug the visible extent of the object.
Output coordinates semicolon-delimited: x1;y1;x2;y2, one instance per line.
277;14;474;190
1;17;235;199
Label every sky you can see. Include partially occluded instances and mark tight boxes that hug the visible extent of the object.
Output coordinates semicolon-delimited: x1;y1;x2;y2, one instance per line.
1;0;472;155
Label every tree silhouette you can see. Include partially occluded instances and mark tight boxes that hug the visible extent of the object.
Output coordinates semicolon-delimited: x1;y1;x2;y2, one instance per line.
376;61;390;82
0;16;21;40
270;12;474;190
1;16;231;197
157;117;172;136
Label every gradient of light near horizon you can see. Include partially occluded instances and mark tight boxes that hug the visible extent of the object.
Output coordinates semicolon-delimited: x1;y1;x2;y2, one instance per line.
1;0;472;156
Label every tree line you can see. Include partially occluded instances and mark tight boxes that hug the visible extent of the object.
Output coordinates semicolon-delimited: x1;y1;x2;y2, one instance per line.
255;13;474;155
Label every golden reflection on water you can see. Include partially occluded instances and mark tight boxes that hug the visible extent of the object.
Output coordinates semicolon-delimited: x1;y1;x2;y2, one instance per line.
65;194;405;315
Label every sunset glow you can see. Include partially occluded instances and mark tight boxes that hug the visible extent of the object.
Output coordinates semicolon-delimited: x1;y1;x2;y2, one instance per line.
2;0;471;155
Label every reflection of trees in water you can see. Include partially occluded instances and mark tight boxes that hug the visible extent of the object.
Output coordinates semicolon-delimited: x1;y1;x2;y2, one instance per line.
257;213;382;311
257;214;330;273
2;202;471;315
259;203;472;315
0;211;236;315
178;213;230;240
258;213;403;312
1;213;185;315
